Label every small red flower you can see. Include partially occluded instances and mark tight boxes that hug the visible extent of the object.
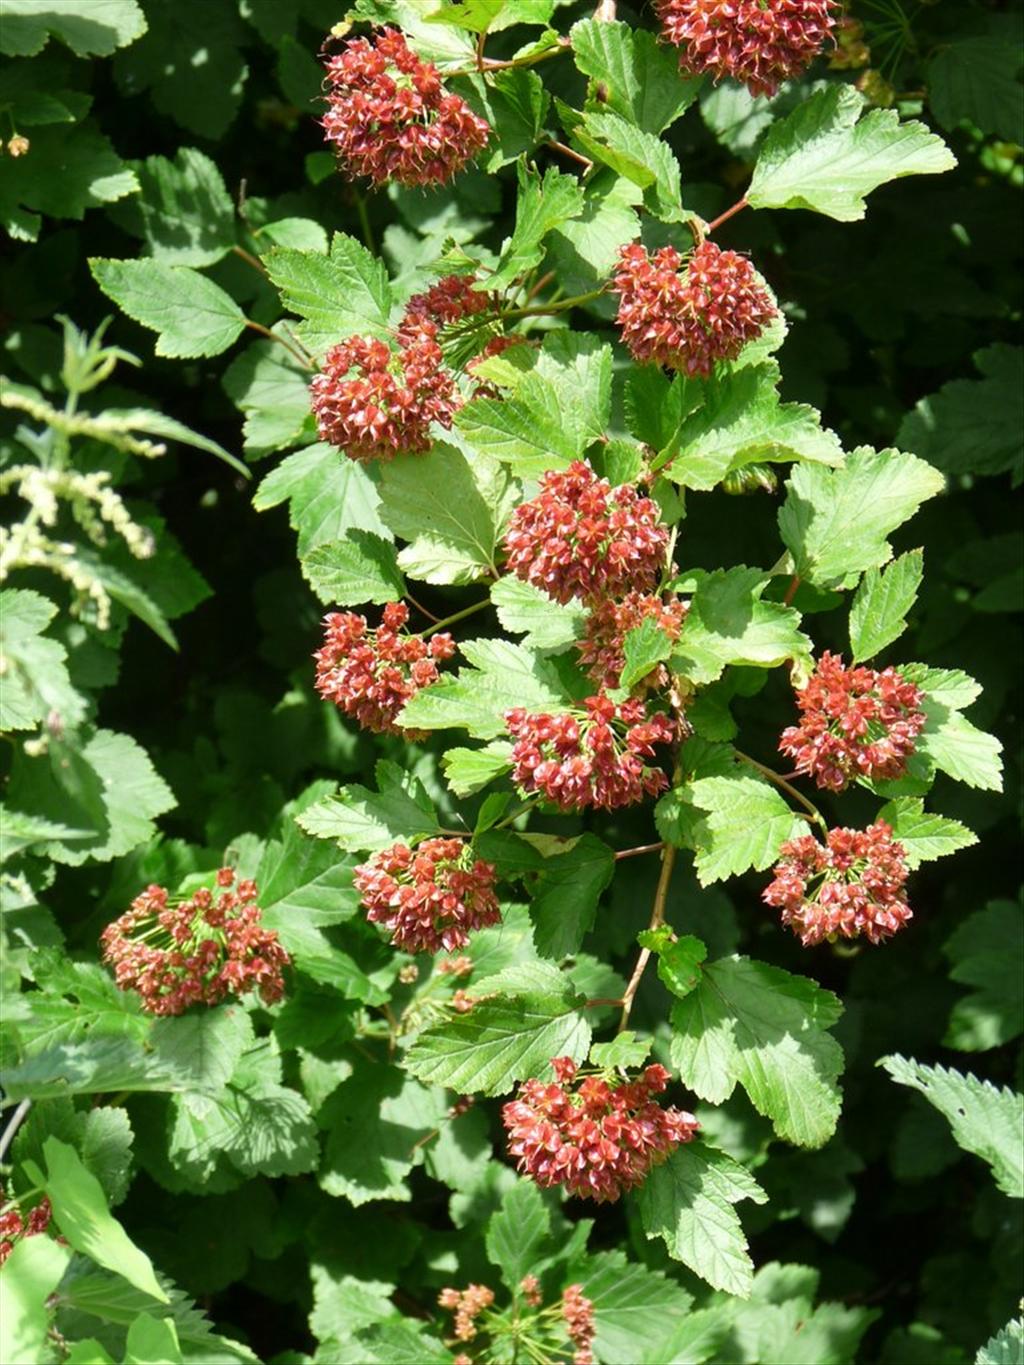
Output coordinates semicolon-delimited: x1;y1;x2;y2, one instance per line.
614;240;776;378
656;0;839;97
506;693;675;811
309;331;459;462
779;651;926;792
314;602;455;736
439;1283;496;1343
0;1187;56;1267
323;27;490;186
763;820;912;946
504;460;670;605
100;868;289;1016
578;592;688;691
502;1058;699;1202
562;1284;597;1365
399;274;494;338
354;837;501;954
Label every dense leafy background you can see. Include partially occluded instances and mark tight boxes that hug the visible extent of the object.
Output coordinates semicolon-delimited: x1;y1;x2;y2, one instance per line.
1;1;1021;1362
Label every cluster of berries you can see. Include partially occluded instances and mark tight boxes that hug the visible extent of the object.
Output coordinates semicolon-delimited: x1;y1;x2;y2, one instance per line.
440;1279;596;1365
353;838;501;954
314;602;455;736
502;1057;700;1203
100;868;289;1015
579;591;688;691
562;1284;597;1365
323;28;489;186
780;651;926;791
614;241;776;378
0;1189;57;1266
656;0;839;97
764;820;911;946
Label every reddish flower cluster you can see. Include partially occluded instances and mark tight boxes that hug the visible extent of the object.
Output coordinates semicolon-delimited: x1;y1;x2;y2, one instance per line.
562;1284;597;1365
400;274;493;336
314;603;455;736
0;1188;55;1266
763;820;912;946
506;694;675;811
520;1274;542;1307
779;651;926;791
504;461;669;605
656;0;839;97
503;1057;699;1202
323;27;489;186
438;1283;495;1341
578;592;688;690
100;868;289;1016
614;241;776;378
353;837;501;954
309;332;459;462
438;954;473;977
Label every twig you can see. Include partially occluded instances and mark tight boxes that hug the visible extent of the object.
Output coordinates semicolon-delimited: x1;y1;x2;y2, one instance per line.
618;844;677;1032
614;842;665;861
244;319;315;370
232;244;267;275
783;574;801;606
0;1100;31;1162
544;139;593;171
414;598;490;637
705;197;750;235
733;749;828;831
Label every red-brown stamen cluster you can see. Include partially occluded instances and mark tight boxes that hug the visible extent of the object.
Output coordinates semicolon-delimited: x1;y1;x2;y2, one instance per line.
0;1187;56;1266
520;1274;542;1307
400;274;494;335
614;241;776;378
578;591;688;691
779;651;926;792
763;820;911;946
655;0;839;97
503;1057;699;1202
562;1284;597;1365
353;837;501;954
505;694;675;811
99;868;289;1016
314;603;455;736
323;27;489;186
438;1283;495;1341
503;460;669;605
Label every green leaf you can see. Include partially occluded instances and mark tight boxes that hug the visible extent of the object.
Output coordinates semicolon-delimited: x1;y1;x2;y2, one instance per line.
589;1031;652;1072
687;772;808;885
904;663;1004;793
929;24;1024;144
442;742;514;797
65;1342;116;1364
222;339;316;461
301;532;405;606
620;617;675;691
264;232;392;357
669;567;812;686
943;901;1024;1052
977;1317;1024;1365
487;161;584;291
88;259;245;359
485;1180;550;1290
671;955;844;1148
98;407;248;474
547;172;641;296
150;1008;254;1092
404;977;591;1096
570;18;701;133
778;446;945;590
378;442;514;584
0;1233;72;1365
572;110;682;221
78;1106;134;1208
747;84;956;221
125;1313;182;1365
0;0;146;57
877;797;977;869
297;763;441;853
879;1056;1024;1198
0;124;138;242
462;67;550;171
0;587;85;732
572;1250;697;1365
639;928;708;1000
897;345;1023;482
637;1141;768;1296
529;832;615;958
36;1136;167;1300
849;549;923;662
666;362;843;492
491;576;586;649
128;147;234;267
253;442;390;555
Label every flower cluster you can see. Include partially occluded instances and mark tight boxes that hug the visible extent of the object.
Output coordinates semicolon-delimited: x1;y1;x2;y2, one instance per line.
353;838;501;954
503;1057;699;1202
656;0;839;97
309;332;459;462
763;821;912;946
520;1275;542;1307
100;868;289;1015
314;603;455;736
562;1284;597;1365
578;591;688;691
779;651;926;791
439;1283;495;1342
505;694;675;811
0;1188;55;1267
503;461;669;605
323;27;489;186
614;241;776;378
399;273;494;336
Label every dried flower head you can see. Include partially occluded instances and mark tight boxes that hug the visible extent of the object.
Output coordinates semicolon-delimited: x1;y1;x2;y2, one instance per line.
323;27;489;186
503;1057;699;1202
562;1284;597;1365
100;868;289;1016
314;602;455;736
656;0;839;97
578;592;688;691
505;693;675;811
763;820;912;946
614;240;776;378
309;331;459;462
353;837;501;954
438;1283;495;1341
503;460;669;605
779;651;926;792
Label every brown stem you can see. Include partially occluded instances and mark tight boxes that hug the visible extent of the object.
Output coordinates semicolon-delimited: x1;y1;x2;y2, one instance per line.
544;139;593;171
614;841;665;862
705;197;750;235
733;749;828;831
406;593;443;624
783;574;801;606
525;269;556;303
232;243;266;274
618;844;677;1032
244;319;314;369
475;28;487;73
586;997;625;1008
